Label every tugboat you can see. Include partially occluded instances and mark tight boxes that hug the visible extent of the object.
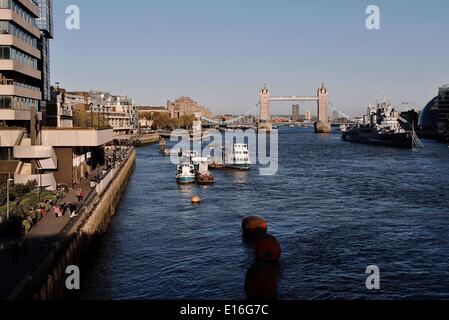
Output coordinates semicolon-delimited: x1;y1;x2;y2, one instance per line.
342;95;423;149
225;144;251;170
176;152;196;184
176;162;196;184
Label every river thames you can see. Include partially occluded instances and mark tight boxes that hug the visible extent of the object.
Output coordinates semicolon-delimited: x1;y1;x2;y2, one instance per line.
81;127;449;300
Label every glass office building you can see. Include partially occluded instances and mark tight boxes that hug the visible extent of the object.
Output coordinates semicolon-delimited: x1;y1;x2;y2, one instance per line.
36;0;53;112
0;0;42;111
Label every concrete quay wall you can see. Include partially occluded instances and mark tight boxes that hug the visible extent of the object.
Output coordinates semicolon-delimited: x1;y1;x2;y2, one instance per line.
12;149;136;300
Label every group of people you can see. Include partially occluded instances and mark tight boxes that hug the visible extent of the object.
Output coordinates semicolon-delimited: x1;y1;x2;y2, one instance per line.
53;202;78;219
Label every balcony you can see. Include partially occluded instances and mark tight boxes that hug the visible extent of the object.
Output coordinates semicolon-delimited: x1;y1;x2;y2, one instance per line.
14;172;57;190
0;128;25;147
14;145;53;159
0;34;41;59
17;0;41;18
0;79;42;100
13;145;58;170
41;128;115;147
0;60;41;80
0;108;32;121
0;10;40;38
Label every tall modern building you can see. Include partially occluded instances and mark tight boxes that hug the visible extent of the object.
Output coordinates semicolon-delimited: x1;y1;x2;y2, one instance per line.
333;110;339;121
0;1;114;190
0;0;45;184
292;104;299;122
0;0;42;114
36;0;53;113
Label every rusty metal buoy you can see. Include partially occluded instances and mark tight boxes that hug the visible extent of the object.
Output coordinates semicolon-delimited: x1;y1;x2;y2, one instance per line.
242;216;268;239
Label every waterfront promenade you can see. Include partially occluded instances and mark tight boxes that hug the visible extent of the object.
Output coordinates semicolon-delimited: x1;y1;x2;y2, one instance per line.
0;168;100;299
0;147;135;300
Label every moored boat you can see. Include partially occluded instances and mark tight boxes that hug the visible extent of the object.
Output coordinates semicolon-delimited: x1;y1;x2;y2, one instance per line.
176;152;196;184
197;172;215;184
176;162;196;184
192;156;215;185
342;95;423;149
225;143;251;170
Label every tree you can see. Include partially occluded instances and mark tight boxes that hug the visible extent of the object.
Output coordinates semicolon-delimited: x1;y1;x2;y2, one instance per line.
140;112;153;121
73;109;110;129
73;109;90;128
153;113;173;129
179;115;196;129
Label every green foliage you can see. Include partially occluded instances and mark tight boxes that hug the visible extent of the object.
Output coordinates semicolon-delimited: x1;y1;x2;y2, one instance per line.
153;113;196;130
0;182;56;220
73;109;112;129
0;180;37;207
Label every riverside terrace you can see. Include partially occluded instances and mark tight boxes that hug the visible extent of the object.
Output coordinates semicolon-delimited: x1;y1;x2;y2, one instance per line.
0;127;114;191
0;146;134;300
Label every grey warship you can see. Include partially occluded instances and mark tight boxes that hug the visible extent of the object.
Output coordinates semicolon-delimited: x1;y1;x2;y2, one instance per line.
342;96;422;149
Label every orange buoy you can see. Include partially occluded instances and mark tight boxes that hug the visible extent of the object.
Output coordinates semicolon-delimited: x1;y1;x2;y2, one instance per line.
242;216;267;239
192;196;202;204
254;234;281;262
245;262;278;300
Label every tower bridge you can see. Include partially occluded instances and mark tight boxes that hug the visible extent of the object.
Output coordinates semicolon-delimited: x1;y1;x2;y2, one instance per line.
259;83;332;133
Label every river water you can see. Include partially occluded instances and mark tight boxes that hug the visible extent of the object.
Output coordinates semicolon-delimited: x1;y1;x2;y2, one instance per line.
81;127;449;300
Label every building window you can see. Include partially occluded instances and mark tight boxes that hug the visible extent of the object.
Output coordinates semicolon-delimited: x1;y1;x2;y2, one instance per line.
0;46;38;69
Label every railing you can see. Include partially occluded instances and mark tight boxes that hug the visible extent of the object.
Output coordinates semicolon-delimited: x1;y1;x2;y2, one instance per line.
0;78;41;92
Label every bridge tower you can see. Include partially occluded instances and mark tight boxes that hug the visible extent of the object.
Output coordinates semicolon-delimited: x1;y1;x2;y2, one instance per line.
260;84;271;122
258;84;272;131
317;82;329;123
315;82;332;133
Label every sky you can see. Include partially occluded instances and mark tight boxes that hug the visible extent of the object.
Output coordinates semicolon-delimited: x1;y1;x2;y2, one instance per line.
51;0;449;116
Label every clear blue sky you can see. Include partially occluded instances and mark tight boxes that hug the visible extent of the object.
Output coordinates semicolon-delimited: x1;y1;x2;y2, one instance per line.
51;0;449;116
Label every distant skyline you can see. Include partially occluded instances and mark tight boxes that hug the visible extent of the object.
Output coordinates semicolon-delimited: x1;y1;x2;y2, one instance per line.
51;0;449;116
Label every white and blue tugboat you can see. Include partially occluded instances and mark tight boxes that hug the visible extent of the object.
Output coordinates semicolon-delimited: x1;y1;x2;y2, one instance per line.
225;144;251;170
176;152;196;184
176;162;196;184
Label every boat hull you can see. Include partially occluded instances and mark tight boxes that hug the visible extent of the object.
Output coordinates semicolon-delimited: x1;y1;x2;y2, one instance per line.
226;164;251;171
342;131;414;149
197;175;215;185
176;176;196;184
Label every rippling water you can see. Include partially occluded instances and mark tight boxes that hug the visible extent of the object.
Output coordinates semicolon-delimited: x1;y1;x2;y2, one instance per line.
81;127;449;300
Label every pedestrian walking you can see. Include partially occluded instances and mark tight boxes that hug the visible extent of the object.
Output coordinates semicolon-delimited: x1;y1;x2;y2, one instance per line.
69;202;78;218
76;187;83;202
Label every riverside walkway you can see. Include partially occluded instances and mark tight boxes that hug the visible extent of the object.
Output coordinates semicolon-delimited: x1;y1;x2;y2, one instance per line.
0;166;105;299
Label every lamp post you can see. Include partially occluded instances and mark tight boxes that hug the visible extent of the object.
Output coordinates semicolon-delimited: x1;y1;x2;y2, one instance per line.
37;168;42;202
6;175;13;220
106;106;110;131
97;104;101;128
90;103;93;128
102;105;106;128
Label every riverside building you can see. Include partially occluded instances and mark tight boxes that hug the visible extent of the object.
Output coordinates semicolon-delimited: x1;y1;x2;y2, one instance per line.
89;91;139;135
167;96;213;119
0;0;114;189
